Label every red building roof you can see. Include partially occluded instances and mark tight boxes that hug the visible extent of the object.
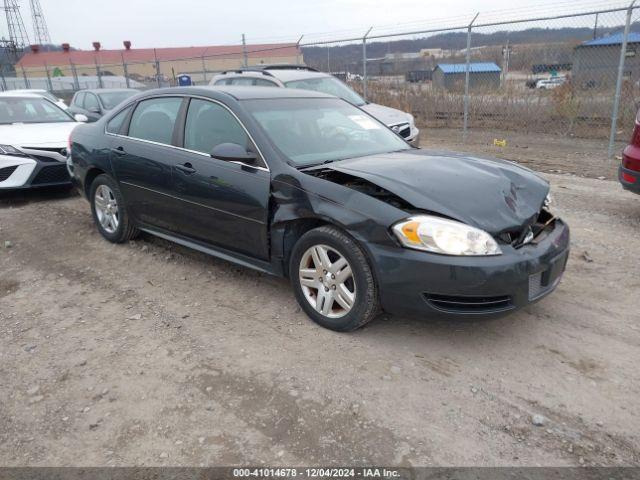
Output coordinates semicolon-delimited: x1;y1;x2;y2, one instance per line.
17;43;300;68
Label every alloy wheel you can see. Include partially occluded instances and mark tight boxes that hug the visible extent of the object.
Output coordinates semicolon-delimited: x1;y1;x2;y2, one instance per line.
298;244;356;318
94;184;120;234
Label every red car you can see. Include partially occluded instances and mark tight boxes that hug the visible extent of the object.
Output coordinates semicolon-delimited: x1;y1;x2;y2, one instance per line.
620;109;640;194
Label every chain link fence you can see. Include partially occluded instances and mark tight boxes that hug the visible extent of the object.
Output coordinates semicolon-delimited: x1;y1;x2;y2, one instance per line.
337;4;639;160
0;3;637;162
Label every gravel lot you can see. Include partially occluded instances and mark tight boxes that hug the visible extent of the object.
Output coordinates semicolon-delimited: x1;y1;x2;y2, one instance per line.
1;167;639;466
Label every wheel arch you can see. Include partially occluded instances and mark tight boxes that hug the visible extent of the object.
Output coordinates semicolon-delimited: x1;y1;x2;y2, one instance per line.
273;216;378;282
83;167;107;199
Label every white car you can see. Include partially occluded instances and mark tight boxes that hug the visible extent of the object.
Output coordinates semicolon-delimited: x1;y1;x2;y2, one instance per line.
1;89;69;110
536;77;566;90
210;65;420;145
0;93;87;190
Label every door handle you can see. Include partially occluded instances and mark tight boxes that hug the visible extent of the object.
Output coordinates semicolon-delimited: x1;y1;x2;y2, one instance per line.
175;162;196;174
111;146;125;156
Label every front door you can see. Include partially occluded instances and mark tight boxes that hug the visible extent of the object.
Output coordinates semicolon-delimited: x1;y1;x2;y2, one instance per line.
169;97;270;260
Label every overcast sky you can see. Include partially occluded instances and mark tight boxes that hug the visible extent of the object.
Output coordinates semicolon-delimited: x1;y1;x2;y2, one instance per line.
5;0;631;50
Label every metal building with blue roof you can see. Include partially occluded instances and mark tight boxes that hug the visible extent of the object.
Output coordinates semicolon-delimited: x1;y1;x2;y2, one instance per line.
573;31;640;88
433;62;502;91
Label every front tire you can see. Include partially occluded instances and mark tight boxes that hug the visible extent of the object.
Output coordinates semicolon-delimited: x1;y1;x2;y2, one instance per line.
290;226;380;332
89;174;138;243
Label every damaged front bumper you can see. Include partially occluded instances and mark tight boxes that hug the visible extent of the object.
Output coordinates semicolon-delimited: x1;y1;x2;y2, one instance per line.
367;218;570;319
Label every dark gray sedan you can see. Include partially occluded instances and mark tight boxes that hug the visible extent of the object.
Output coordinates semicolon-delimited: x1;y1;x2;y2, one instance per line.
67;88;139;122
67;86;569;332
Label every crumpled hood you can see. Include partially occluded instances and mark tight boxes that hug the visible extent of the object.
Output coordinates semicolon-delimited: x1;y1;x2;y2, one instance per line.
0;122;80;148
360;103;411;127
317;149;549;234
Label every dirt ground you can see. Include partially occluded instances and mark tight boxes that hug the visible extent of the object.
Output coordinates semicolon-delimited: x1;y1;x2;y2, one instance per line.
423;128;625;180
1;159;640;466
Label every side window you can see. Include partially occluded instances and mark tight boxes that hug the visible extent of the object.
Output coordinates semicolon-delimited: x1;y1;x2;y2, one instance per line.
254;79;277;87
84;93;99;111
128;97;182;145
106;105;133;134
214;79;229;86
74;92;85;107
184;98;250;156
229;78;254;86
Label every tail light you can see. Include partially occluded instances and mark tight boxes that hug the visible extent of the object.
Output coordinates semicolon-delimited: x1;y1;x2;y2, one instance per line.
622;110;640;173
622;154;640;172
631;122;640;148
67;133;72;154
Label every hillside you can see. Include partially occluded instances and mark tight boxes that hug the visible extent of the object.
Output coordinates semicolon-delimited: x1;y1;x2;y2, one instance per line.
302;22;640;72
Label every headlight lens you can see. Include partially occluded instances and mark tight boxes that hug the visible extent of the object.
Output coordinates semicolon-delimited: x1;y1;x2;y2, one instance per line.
0;145;28;157
392;215;502;256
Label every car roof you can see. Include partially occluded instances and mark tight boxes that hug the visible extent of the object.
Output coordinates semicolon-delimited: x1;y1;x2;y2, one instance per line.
0;92;43;98
140;85;335;101
79;88;139;94
216;68;330;84
3;89;47;93
265;69;330;83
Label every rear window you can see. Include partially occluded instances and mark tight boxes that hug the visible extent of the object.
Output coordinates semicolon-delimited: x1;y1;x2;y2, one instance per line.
99;91;138;110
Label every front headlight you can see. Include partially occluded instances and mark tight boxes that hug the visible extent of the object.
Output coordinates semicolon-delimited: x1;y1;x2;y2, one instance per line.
0;145;28;157
544;192;553;209
392;215;502;256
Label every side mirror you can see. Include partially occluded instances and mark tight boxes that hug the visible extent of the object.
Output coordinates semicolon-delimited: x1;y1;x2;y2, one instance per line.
74;114;88;123
211;143;257;164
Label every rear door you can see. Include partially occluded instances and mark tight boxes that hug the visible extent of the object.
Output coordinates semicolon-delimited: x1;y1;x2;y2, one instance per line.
168;97;271;260
109;96;186;231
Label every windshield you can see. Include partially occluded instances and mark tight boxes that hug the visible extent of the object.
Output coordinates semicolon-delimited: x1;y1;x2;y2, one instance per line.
0;97;73;124
245;98;410;167
98;91;137;110
284;77;365;106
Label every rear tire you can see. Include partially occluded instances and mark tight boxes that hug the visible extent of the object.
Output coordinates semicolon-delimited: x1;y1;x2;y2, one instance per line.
89;174;138;243
290;225;380;332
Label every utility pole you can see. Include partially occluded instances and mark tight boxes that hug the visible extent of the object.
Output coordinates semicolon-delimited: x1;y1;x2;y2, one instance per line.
296;35;303;64
593;13;599;40
362;27;372;101
608;0;635;159
242;34;248;67
121;53;130;88
502;39;512;86
154;48;161;87
29;0;50;45
327;45;330;72
463;12;479;142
